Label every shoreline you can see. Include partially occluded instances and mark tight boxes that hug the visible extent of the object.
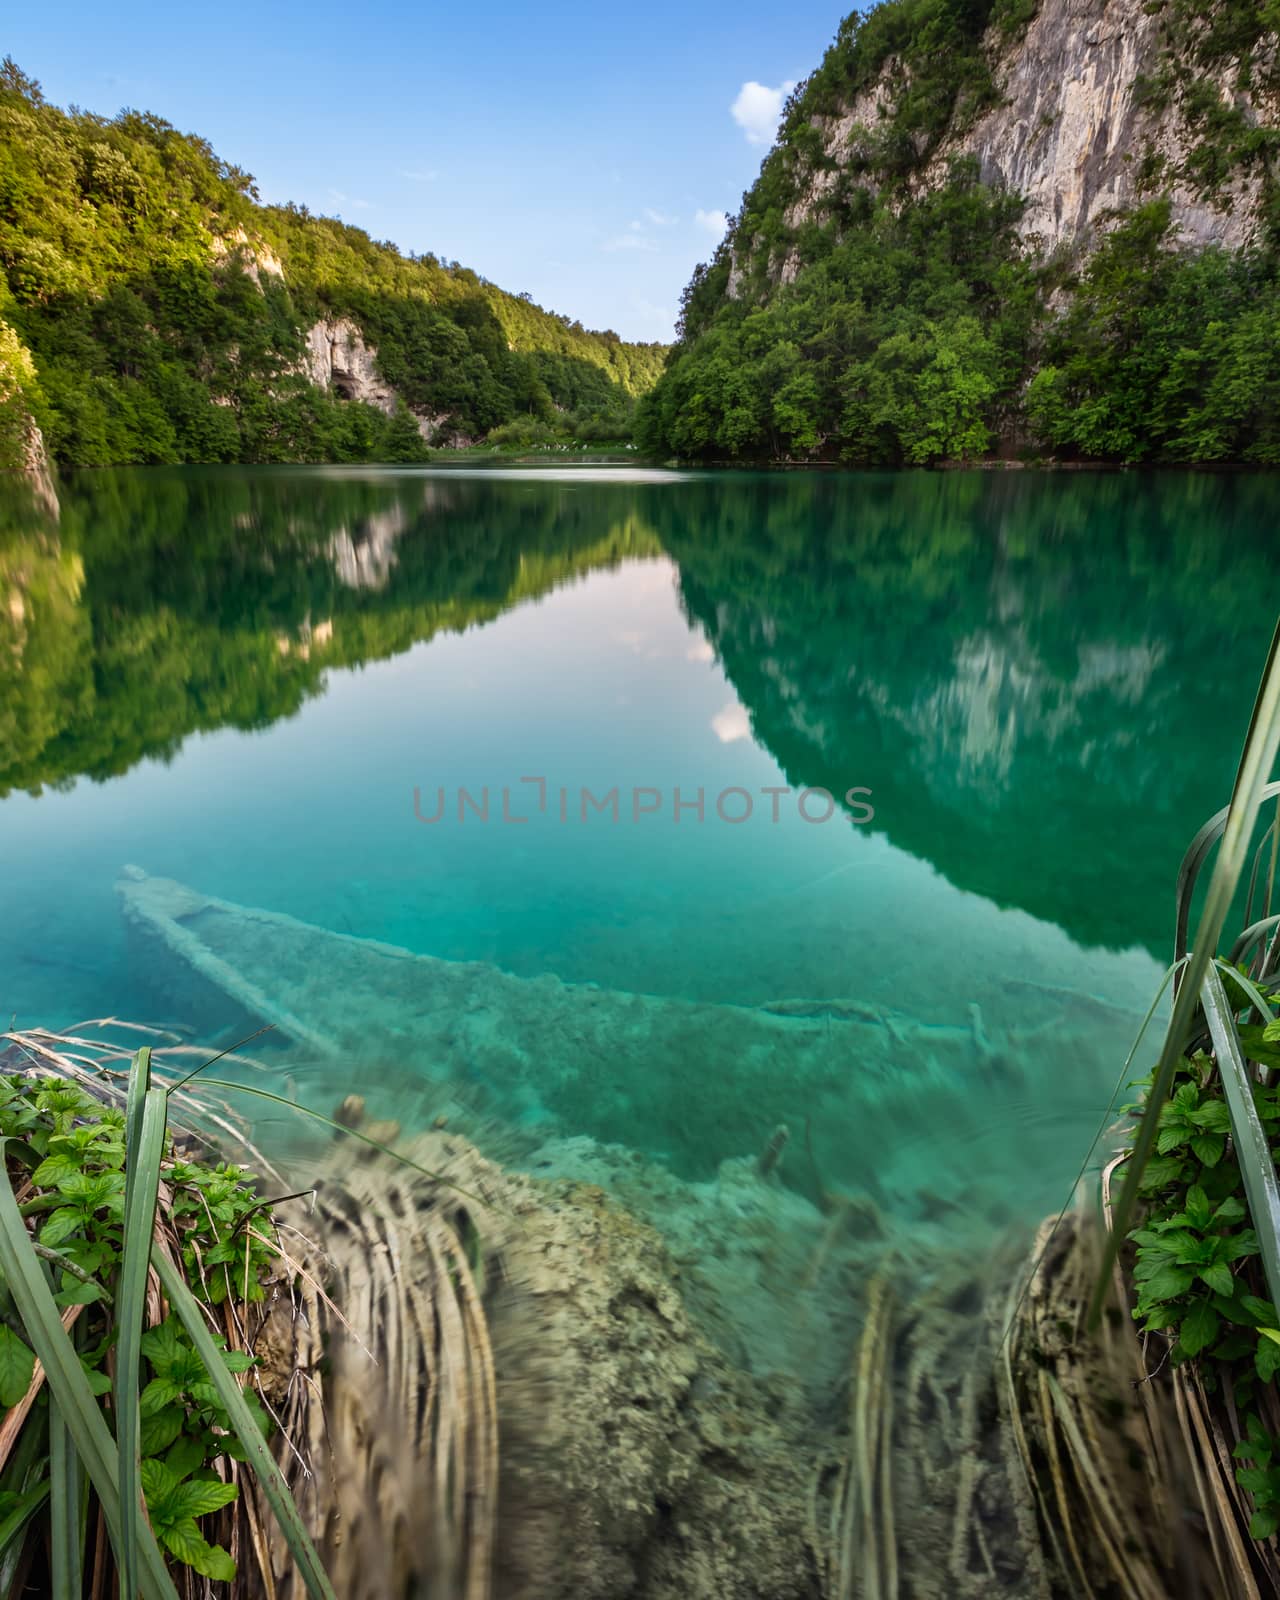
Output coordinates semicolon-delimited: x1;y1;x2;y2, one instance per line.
9;453;1280;481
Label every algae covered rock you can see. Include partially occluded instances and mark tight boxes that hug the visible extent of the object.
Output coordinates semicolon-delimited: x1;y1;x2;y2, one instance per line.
259;1127;824;1599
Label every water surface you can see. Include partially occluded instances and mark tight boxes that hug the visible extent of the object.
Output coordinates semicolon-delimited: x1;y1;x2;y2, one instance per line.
1;465;1274;1231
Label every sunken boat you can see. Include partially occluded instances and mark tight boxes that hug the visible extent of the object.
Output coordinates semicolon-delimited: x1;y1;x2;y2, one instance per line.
116;864;1034;1190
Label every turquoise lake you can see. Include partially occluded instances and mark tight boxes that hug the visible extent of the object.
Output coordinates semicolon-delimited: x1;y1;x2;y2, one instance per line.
1;463;1276;1235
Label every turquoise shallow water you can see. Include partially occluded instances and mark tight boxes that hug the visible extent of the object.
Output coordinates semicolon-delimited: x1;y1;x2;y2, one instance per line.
1;464;1276;1229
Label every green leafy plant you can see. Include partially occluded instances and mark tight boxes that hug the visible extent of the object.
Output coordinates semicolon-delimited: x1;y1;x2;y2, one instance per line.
1233;1414;1280;1540
1098;618;1280;1558
0;1054;335;1596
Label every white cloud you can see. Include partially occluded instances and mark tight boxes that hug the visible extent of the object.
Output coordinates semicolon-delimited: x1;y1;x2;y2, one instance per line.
695;208;729;238
731;79;795;146
328;188;371;211
711;702;752;744
399;168;438;183
644;207;677;226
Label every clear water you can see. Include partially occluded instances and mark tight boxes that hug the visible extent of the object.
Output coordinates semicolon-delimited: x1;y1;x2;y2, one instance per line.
1;464;1275;1240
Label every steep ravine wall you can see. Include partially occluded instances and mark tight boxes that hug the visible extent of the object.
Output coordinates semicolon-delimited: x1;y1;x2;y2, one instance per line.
940;0;1276;251
733;0;1280;294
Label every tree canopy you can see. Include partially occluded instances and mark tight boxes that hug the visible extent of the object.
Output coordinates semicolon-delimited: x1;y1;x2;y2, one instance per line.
0;60;665;467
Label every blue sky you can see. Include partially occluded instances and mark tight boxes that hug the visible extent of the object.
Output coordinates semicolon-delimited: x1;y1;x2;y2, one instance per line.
6;2;844;341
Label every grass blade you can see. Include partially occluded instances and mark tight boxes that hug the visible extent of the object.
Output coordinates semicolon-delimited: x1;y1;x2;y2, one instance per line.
1227;915;1280;972
117;1074;167;1600
1231;616;1280;800
1243;818;1277;930
0;1477;49;1568
1212;957;1275;1028
0;1416;48;1598
49;1397;84;1600
166;1023;276;1094
150;1247;337;1600
123;1044;151;1181
1000;956;1186;1350
1174;781;1280;966
1202;962;1280;1311
1094;642;1280;1324
0;1147;179;1600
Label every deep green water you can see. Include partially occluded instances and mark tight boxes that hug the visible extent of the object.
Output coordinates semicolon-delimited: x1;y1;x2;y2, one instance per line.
0;463;1275;1231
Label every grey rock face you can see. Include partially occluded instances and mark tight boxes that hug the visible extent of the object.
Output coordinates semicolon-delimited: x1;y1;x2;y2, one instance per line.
730;0;1279;297
949;0;1274;252
301;317;398;413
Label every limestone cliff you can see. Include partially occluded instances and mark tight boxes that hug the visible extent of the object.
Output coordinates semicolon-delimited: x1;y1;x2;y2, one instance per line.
0;317;58;511
300;317;398;414
726;0;1280;296
211;226;286;285
298;319;477;446
644;0;1280;463
938;0;1277;252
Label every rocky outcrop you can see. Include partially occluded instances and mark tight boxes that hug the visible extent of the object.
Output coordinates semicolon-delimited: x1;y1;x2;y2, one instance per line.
299;318;480;442
0;319;59;516
210;239;482;442
733;0;1280;296
301;317;398;413
254;1118;1046;1600
943;0;1277;252
210;226;286;285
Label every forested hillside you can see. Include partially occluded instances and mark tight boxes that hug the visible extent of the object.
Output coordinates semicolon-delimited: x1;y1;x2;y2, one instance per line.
0;60;664;468
639;0;1280;465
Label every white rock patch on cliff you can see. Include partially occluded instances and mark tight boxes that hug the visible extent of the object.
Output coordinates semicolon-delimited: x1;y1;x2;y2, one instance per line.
302;318;398;414
210;227;286;286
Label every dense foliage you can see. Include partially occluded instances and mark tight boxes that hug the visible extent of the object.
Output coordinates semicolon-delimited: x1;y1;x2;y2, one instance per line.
641;0;1280;464
1123;990;1280;1540
0;1072;275;1584
0;60;663;467
638;162;1038;463
1028;203;1280;462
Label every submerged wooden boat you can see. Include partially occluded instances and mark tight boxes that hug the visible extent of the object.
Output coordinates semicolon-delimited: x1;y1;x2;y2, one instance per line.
116;865;1065;1183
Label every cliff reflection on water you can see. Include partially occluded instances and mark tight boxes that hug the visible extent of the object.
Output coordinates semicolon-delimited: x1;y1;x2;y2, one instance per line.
2;464;1273;961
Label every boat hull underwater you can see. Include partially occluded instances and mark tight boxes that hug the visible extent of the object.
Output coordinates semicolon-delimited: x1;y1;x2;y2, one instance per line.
116;866;1055;1184
116;864;1133;1229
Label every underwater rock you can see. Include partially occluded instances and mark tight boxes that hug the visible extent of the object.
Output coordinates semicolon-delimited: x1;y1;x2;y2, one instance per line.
254;1128;824;1600
524;1133;873;1401
245;1119;1064;1600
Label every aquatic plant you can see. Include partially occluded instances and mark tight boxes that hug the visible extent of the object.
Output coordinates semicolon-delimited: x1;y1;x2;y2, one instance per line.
0;1020;504;1598
1091;619;1280;1589
0;1031;335;1597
